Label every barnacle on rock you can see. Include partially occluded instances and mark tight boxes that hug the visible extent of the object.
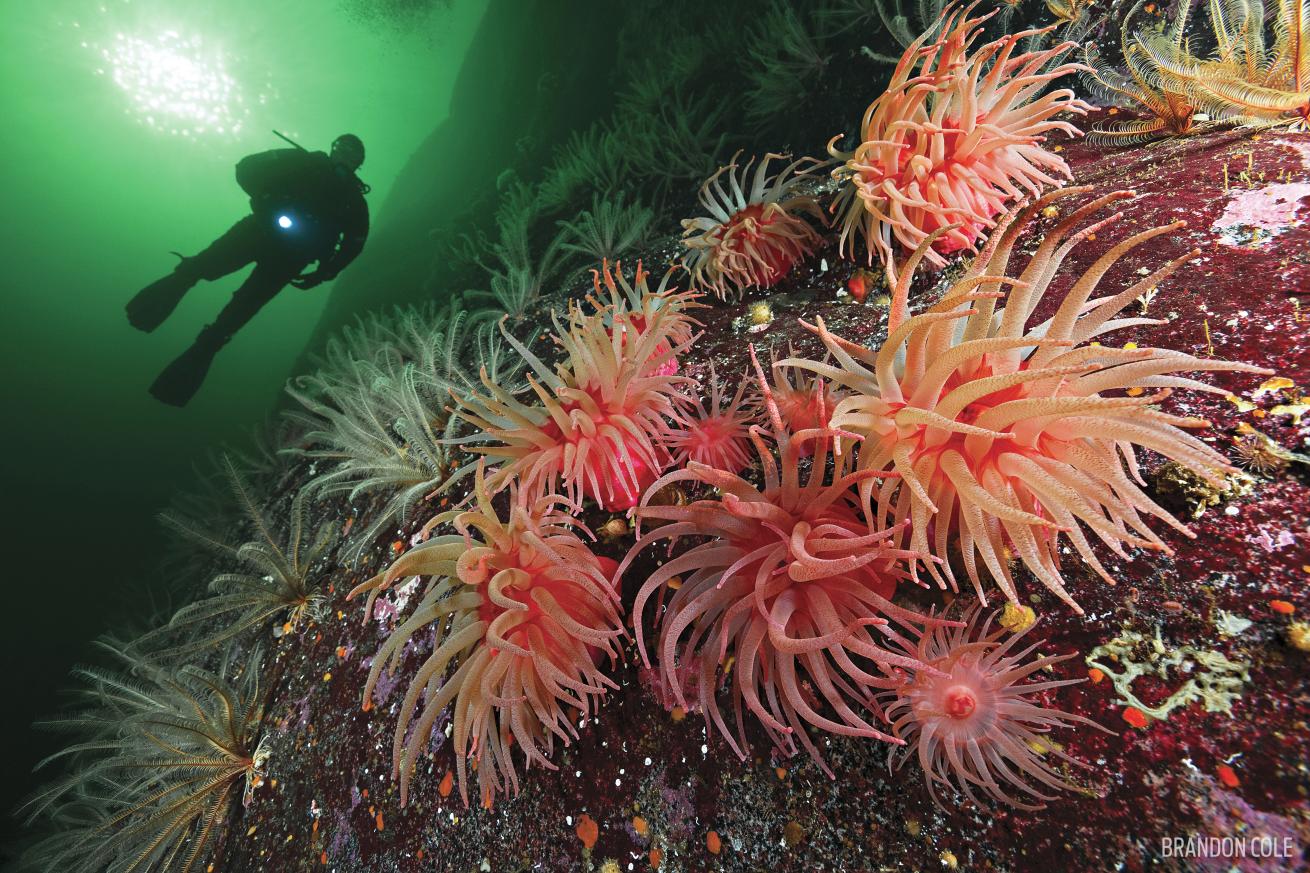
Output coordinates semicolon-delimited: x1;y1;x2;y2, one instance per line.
785;187;1272;613
1151;460;1254;519
349;465;624;807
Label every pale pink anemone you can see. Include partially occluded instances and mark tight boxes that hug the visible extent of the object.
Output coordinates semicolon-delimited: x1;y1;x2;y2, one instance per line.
349;465;624;808
828;2;1090;282
681;152;826;300
666;363;759;474
784;187;1272;614
451;262;699;511
882;604;1109;809
618;348;955;775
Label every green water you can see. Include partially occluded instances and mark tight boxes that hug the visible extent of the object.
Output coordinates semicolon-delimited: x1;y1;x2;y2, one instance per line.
0;0;486;839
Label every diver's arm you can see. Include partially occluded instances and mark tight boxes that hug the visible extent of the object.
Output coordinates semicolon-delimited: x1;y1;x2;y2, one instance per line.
317;196;370;280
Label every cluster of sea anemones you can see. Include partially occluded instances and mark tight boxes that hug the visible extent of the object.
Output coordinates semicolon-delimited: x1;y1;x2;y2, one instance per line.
620;348;944;774
681;151;826;300
346;3;1270;819
355;262;719;807
827;4;1090;281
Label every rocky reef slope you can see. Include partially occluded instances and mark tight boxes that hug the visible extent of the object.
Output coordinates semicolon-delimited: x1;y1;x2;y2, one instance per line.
211;124;1310;872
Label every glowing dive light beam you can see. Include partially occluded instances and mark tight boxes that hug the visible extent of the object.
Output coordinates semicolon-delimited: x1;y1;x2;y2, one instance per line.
277;214;293;229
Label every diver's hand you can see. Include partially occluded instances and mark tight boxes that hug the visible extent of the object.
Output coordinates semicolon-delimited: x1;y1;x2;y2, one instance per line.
290;270;328;289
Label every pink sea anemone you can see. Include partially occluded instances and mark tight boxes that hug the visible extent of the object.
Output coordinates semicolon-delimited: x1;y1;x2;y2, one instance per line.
349;465;624;808
784;187;1272;613
828;3;1090;281
882;605;1108;809
666;363;759;474
682;152;825;300
452;262;698;510
619;348;950;774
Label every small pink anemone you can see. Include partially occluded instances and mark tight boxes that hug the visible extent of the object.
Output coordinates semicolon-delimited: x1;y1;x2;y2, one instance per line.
766;348;844;459
666;363;759;474
619;348;952;774
882;604;1110;809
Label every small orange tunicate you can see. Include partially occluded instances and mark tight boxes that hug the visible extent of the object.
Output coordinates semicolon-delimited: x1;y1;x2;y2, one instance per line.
576;814;599;849
1123;707;1150;729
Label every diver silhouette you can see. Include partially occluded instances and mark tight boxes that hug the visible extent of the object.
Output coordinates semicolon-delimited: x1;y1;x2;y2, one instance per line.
128;133;370;406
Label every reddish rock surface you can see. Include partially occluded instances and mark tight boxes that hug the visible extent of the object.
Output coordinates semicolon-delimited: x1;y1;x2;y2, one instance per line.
213;123;1310;872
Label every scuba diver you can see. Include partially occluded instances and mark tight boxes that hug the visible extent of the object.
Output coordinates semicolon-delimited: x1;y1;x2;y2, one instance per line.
128;133;370;406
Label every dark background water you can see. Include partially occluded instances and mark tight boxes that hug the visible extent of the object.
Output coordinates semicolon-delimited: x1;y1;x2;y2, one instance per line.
0;0;486;851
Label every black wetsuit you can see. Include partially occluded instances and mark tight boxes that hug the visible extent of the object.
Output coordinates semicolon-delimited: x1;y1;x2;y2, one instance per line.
183;149;369;339
128;148;369;405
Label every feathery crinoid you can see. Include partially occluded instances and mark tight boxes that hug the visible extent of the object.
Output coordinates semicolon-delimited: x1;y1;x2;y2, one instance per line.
784;187;1272;614
828;2;1089;282
882;604;1109;809
1082;0;1201;146
741;1;831;125
142;456;331;655
619;348;948;775
681;151;826;300
1131;0;1310;131
22;642;268;873
283;301;535;560
557;192;655;265
451;261;699;511
348;465;624;807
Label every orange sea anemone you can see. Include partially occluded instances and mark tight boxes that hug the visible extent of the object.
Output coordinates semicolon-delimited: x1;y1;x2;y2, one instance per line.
882;605;1109;809
452;262;699;510
828;3;1089;281
785;187;1272;613
349;465;624;807
619;348;949;774
681;152;825;300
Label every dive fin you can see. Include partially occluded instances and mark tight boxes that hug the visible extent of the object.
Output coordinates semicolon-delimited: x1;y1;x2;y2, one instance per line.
127;255;197;332
149;328;225;407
